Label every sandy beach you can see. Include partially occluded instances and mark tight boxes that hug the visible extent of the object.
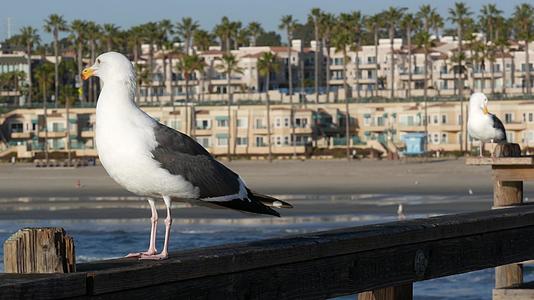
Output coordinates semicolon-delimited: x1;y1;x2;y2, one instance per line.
1;158;530;220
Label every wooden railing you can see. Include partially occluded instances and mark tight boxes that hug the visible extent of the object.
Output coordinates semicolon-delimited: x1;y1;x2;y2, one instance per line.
2;205;534;299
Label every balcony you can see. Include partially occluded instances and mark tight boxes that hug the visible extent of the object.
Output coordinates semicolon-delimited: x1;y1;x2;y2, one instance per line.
358;63;379;69
11;131;32;139
397;124;424;132
38;131;66;138
505;122;526;131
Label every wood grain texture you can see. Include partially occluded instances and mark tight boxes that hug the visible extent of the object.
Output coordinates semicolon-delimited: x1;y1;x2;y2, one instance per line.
466;157;534;166
77;225;534;299
0;273;86;300
3;228;75;274
6;208;534;299
495;264;523;289
358;284;413;300
77;206;534;295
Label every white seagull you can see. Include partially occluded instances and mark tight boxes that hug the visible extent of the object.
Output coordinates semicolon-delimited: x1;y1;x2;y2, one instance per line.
82;52;292;260
467;92;507;157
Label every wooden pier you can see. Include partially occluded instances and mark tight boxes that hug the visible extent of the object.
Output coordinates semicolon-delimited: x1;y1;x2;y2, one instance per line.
466;145;534;300
3;205;534;299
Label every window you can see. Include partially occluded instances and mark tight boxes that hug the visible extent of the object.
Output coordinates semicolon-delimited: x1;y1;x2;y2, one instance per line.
441;114;447;124
376;117;385;126
236;137;248;146
170;120;181;130
432;133;440;144
433;115;439;124
364;116;371;125
275;136;282;146
284;118;290;128
255;136;265;147
284;136;289;145
237;118;248;128
196;119;210;130
415;80;425;89
529;113;533;123
196;137;210;148
505;113;513;124
275;118;281;128
217;136;228;146
295;118;308;128
217;119;228;127
10;123;23;133
255;118;265;129
441;133;448;144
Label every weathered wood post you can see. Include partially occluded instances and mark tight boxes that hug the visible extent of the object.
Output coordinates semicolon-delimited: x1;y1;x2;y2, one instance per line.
358;284;413;300
3;227;75;273
492;143;523;289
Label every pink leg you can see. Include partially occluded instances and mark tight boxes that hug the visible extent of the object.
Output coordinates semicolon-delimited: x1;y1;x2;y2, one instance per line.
126;199;158;258
141;196;172;260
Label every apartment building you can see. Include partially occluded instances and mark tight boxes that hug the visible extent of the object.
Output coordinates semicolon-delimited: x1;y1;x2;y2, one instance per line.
2;99;534;159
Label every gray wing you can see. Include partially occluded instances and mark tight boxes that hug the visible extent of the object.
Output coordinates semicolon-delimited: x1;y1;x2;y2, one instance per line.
151;123;240;199
490;114;507;143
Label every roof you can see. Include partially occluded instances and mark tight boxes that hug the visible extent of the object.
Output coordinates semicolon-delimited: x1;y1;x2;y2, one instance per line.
0;56;27;65
201;50;225;55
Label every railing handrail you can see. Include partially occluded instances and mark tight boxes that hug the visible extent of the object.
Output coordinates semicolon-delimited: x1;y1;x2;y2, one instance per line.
3;205;534;299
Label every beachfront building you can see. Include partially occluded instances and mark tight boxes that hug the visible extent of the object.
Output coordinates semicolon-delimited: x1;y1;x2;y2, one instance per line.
2;98;534;160
129;37;534;105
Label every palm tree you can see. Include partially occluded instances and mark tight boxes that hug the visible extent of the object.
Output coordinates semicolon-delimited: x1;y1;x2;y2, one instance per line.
216;54;243;161
480;4;503;95
415;31;435;152
60;85;76;165
279;15;297;102
101;23;121;51
247;22;264;46
383;7;407;98
127;25;144;102
43;14;67;108
17;26;39;106
449;1;472;152
495;17;510;94
34;62;54;165
513;4;534;95
257;52;280;162
176;17;199;54
333;13;354;160
317;13;335;102
214;17;233;53
140;22;160;103
308;8;323;103
430;11;444;41
401;14;418;98
350;11;364;99
417;5;435;33
176;54;205;136
85;21;101;103
364;14;382;96
69;20;86;104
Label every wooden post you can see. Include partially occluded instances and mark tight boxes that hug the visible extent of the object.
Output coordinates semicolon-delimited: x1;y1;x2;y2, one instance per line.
358;284;413;300
3;227;75;273
492;143;523;290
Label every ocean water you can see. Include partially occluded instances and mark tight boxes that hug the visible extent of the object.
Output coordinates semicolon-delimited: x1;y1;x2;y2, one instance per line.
0;193;532;300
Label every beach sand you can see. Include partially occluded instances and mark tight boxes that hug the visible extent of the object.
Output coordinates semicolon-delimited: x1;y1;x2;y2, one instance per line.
1;158;531;220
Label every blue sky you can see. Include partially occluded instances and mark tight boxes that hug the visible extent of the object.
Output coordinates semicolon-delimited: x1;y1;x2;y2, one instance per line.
1;0;527;42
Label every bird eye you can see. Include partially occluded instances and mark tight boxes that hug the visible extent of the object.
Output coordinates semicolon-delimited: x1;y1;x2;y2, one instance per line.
97;59;101;64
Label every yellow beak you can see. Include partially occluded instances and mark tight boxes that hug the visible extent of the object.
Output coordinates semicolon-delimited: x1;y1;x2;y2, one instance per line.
483;105;489;115
81;67;94;80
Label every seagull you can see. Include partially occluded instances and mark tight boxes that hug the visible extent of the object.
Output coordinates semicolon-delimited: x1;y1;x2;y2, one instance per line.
81;52;292;260
467;92;507;157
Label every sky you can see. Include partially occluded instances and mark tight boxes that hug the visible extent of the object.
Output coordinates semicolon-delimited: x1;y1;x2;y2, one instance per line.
0;0;528;42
